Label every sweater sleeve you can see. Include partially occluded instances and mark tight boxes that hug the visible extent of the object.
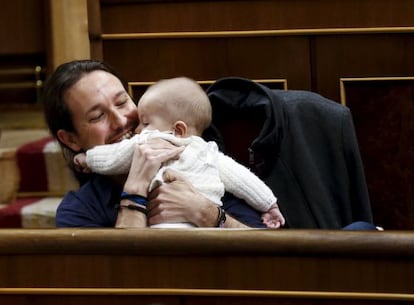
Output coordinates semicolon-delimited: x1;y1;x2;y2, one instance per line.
85;134;144;175
217;152;277;212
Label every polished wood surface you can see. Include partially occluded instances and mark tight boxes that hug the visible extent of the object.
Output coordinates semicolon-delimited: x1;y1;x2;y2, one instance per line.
342;78;414;230
0;0;45;55
3;228;414;256
0;229;413;304
96;0;414;102
0;0;47;110
99;0;414;33
48;0;90;70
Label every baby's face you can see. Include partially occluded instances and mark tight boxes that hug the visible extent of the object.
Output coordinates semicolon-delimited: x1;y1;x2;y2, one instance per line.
135;98;173;134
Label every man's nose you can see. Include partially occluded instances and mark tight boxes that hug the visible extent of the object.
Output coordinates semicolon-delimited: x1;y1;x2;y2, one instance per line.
110;110;126;129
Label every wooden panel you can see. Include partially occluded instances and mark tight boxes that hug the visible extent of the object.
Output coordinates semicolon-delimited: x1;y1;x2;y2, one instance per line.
1;229;414;304
0;0;47;114
100;0;414;33
0;0;45;55
103;36;310;89
128;79;287;103
312;34;414;102
0;66;45;106
48;0;90;69
340;77;414;230
87;0;104;61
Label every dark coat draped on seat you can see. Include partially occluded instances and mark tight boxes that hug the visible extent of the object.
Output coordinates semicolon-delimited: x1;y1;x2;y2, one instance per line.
204;77;373;229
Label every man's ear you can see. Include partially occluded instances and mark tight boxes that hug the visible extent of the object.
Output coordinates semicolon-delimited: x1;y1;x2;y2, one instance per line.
57;129;81;152
173;121;188;137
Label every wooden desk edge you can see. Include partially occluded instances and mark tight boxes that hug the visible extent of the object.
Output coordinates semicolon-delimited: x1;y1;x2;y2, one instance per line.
0;228;412;257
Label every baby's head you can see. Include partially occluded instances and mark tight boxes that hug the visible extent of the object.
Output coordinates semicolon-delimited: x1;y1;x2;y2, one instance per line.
136;77;212;137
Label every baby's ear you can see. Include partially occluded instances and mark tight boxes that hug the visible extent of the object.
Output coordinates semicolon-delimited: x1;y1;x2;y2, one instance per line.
173;121;188;137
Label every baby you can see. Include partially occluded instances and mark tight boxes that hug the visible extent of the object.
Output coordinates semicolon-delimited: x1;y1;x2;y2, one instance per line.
74;77;285;228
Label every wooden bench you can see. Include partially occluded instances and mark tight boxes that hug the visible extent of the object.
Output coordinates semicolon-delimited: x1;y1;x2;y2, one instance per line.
0;228;413;304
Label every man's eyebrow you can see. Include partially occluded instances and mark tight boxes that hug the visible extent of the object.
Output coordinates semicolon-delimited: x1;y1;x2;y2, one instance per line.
84;90;127;114
114;90;128;99
84;103;102;115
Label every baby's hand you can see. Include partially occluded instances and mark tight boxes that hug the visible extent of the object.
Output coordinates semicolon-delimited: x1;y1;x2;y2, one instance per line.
262;203;285;229
73;152;91;173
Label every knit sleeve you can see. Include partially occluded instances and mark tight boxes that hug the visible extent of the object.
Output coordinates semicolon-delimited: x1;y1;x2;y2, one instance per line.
217;153;277;212
85;134;143;175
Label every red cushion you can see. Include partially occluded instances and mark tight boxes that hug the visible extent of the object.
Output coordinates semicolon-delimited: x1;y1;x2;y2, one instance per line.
0;198;40;227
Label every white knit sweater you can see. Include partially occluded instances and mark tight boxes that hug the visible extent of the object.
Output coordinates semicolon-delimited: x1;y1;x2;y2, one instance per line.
86;130;277;218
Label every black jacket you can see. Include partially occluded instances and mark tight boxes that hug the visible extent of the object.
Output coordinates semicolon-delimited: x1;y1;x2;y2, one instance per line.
205;77;373;229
